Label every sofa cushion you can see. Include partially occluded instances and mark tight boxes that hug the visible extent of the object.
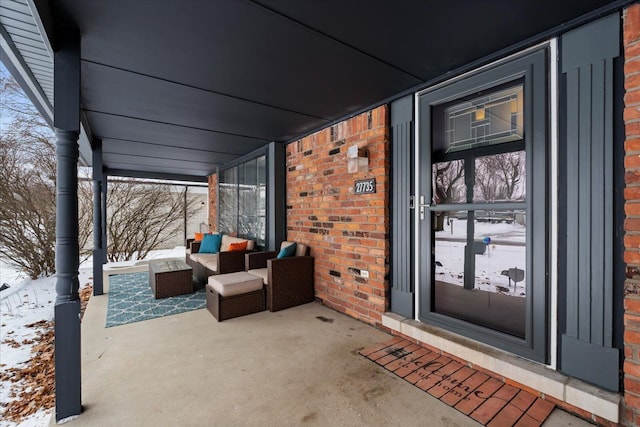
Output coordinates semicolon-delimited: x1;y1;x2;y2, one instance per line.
201;258;219;273
221;235;255;251
190;252;218;264
208;272;263;297
247;268;268;285
296;243;308;257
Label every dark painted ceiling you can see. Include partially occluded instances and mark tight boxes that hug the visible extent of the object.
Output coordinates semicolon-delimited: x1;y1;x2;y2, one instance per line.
51;0;623;181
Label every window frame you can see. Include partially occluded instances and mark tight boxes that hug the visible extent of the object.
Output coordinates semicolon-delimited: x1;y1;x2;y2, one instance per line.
218;152;267;249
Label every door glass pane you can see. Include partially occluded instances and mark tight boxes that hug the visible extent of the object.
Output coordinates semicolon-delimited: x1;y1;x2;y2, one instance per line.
474;151;526;203
434;209;526;338
432;160;466;204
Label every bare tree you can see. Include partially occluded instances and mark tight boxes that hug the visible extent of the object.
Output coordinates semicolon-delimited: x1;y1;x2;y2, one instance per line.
106;180;203;262
496;151;526;200
434;160;466;203
474;151;526;201
433;160;465;231
1;73;205;273
218;181;237;234
0;75;92;278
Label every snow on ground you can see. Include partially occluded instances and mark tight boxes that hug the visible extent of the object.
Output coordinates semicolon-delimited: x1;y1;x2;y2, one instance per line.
435;218;527;296
138;246;185;261
81;245;186;268
1;263;56;368
0;247;185;427
435;215;526;241
0;260;68;427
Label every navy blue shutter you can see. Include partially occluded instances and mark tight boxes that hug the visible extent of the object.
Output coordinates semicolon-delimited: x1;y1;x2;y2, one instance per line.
560;13;621;392
390;96;415;318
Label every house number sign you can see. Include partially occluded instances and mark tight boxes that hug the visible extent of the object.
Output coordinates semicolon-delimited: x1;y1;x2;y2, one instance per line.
354;178;376;195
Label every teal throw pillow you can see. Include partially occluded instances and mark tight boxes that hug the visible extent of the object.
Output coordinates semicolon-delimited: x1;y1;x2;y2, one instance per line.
199;233;222;254
277;242;297;258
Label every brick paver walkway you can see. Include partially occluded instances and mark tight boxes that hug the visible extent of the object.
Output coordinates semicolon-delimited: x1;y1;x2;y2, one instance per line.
360;338;555;426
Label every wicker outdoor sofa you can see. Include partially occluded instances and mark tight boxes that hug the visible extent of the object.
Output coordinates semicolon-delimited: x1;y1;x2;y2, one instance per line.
186;234;256;283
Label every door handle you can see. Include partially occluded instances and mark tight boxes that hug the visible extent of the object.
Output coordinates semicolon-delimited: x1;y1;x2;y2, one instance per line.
418;195;430;208
418;196;430;220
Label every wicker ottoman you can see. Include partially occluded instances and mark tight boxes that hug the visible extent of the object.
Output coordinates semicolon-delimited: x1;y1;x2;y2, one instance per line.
149;260;193;299
206;272;265;321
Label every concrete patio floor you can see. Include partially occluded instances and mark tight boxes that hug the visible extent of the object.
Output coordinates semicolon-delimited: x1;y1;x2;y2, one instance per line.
54;289;591;426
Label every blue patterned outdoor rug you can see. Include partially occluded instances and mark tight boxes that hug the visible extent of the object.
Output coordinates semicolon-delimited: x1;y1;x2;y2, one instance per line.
106;272;205;327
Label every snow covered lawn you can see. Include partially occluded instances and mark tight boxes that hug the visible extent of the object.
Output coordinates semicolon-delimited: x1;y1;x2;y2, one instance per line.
0;247;184;426
435;218;527;297
1;260;93;427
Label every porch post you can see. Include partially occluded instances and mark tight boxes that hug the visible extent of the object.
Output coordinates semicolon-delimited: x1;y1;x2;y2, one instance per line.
53;24;82;421
267;142;286;251
92;138;104;295
102;171;108;263
184;185;188;241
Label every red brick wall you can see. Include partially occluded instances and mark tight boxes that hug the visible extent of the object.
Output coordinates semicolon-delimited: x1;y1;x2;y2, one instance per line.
286;106;390;325
208;173;218;232
624;3;640;426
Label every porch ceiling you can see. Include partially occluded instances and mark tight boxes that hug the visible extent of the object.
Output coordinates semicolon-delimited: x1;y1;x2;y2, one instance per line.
37;1;627;180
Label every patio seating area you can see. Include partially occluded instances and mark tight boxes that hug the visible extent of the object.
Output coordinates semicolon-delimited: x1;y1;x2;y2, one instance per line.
183;238;316;321
56;281;589;426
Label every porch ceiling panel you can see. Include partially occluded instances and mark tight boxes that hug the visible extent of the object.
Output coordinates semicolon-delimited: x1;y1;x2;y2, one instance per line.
105;164;214;180
45;0;624;181
80;61;332;142
83;112;268;156
102;140;240;167
255;0;620;80
102;153;215;177
59;1;422;120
